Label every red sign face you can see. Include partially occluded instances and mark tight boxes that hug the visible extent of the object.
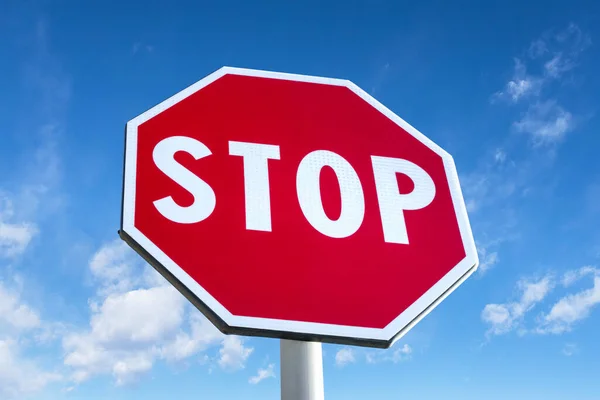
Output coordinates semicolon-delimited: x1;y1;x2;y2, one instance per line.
120;67;478;348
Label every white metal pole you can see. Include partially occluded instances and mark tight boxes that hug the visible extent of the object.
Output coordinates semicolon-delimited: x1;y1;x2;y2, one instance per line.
280;339;325;400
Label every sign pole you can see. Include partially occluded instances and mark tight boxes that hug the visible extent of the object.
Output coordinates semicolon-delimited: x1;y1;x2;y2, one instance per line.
280;339;324;400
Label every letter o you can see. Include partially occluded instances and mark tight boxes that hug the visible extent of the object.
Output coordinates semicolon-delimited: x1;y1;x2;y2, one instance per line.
296;150;365;238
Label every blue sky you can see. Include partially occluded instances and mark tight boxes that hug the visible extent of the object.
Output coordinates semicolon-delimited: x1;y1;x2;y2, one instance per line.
1;0;600;398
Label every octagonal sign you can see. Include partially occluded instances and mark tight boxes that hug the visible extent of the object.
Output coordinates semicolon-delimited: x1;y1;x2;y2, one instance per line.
120;66;478;348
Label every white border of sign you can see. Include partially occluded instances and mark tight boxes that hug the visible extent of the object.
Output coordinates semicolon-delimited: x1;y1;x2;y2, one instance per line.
120;66;478;348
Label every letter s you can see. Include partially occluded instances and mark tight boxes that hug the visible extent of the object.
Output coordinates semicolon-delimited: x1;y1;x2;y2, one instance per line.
152;136;216;224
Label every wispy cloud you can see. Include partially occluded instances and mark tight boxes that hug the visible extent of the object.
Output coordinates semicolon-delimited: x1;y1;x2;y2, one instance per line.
334;347;356;367
514;100;574;145
493;148;507;164
492;58;542;103
477;247;499;275
561;266;596;287
528;39;548;58
365;343;412;364
469;23;591;280
544;54;575;78
491;23;590;146
537;22;591;79
249;363;275;384
132;41;154;55
461;150;524;277
536;267;600;334
482;275;554;337
462;157;519;214
331;342;413;367
482;267;600;337
562;343;579;356
554;22;592;56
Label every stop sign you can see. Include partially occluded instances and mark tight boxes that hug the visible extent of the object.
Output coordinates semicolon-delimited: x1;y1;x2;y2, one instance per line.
120;67;478;348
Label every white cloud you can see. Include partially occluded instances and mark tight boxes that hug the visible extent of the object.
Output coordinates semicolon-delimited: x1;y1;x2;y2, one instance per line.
521;276;554;305
506;78;535;102
63;241;243;386
514;100;573;145
160;311;223;362
0;195;38;258
218;336;253;371
536;268;600;334
63;288;221;385
88;239;150;296
249;363;275;384
88;239;171;297
334;347;355;367
0;222;38;258
64;299;162;384
0;339;62;399
0;159;67;397
112;353;154;386
482;275;554;336
89;240;134;285
89;286;184;343
0;194;60;400
34;321;68;345
0;281;41;331
0;281;62;398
